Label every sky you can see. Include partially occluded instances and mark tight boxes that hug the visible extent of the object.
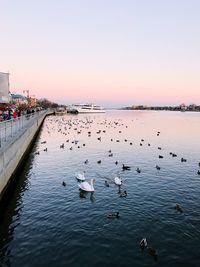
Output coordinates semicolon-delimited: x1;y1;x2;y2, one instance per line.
0;0;200;107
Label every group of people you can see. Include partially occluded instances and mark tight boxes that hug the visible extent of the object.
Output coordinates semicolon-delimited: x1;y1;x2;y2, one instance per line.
0;107;42;122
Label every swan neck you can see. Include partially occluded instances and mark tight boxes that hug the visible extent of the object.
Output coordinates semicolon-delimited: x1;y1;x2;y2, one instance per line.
90;179;94;190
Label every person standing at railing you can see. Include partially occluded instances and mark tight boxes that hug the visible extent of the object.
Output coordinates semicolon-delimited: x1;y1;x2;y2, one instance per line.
17;109;21;117
8;109;12;120
13;110;17;119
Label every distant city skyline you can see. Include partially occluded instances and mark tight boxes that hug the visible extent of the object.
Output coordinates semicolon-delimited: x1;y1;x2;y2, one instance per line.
1;0;200;108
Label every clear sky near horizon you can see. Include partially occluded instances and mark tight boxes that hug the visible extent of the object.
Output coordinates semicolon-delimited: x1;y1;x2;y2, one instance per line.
1;0;200;107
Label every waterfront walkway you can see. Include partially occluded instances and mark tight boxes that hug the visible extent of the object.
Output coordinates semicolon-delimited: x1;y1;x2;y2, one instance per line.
0;109;52;150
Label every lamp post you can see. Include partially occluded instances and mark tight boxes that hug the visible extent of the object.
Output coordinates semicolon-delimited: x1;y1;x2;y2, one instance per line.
23;90;29;98
23;90;30;107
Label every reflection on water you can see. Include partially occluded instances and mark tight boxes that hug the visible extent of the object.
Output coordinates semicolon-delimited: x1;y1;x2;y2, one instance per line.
1;110;200;267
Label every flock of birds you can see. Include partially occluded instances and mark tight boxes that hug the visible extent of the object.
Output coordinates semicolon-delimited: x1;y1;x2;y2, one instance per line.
35;114;200;262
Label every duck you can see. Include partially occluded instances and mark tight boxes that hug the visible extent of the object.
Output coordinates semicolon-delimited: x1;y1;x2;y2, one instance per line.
181;157;187;162
60;143;64;148
136;167;141;173
140;238;147;250
156;165;161;170
105;180;110;187
107;212;120;219
114;176;122;186
147;247;158;261
78;179;95;192
158;155;163;159
62;181;66;187
197;170;200;175
122;164;131;171
44;148;47;152
175;204;183;213
115;161;118;165
120;190;127;197
35;151;40;155
97;160;101;164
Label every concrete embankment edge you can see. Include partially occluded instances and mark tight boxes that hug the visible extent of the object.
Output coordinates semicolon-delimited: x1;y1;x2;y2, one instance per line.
0;112;53;204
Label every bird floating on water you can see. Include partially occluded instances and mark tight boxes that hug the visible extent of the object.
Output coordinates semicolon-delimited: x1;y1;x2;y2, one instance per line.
75;172;85;182
147;247;158;261
136;167;141;173
122;164;131;171
175;204;183;213
120;191;127;197
107;212;120;219
105;180;110;187
78;179;95;192
140;238;147;251
114;176;122;186
181;157;187;162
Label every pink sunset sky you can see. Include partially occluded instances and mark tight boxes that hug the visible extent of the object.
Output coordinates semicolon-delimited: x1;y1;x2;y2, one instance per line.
1;0;200;107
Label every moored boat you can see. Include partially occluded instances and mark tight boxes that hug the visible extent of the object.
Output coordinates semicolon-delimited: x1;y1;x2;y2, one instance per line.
71;103;105;113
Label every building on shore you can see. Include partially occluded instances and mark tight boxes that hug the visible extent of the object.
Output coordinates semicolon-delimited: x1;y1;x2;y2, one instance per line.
0;72;10;104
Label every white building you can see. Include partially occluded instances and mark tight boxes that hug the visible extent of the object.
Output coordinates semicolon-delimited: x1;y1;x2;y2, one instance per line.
0;72;10;103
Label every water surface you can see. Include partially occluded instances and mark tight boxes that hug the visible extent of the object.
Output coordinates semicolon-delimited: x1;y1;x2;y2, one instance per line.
1;110;200;267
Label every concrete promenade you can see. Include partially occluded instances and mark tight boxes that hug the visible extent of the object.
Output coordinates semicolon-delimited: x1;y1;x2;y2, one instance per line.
0;109;53;202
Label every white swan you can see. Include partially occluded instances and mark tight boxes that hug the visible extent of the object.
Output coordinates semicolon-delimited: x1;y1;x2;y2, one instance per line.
75;172;85;181
114;176;122;186
78;179;95;192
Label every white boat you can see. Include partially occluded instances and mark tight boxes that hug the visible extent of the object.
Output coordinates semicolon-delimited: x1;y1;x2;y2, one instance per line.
72;103;105;113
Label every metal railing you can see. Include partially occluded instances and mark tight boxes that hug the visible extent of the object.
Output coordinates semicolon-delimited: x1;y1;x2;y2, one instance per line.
0;110;48;149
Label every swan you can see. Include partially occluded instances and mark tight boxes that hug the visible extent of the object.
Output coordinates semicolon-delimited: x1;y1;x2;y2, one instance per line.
75;172;85;181
78;179;95;192
114;176;122;186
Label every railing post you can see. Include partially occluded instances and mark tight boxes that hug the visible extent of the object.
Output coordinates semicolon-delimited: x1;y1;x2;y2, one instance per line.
5;121;7;142
10;120;13;137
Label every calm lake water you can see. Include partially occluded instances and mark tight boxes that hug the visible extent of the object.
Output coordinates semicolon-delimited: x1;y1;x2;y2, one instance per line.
1;110;200;267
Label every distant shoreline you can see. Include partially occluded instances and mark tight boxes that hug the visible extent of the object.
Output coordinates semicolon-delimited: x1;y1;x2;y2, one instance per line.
119;105;200;112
